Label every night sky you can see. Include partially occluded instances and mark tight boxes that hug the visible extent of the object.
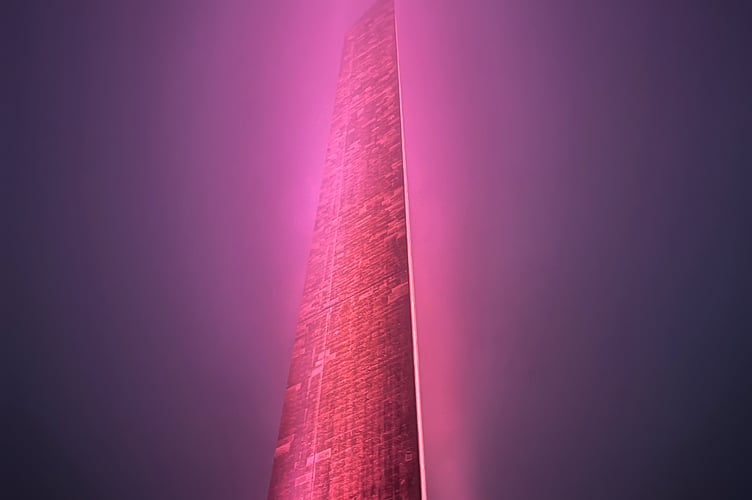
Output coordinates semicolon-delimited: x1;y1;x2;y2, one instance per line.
8;0;752;499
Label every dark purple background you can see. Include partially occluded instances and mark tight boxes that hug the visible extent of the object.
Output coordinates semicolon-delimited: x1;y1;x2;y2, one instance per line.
9;0;752;498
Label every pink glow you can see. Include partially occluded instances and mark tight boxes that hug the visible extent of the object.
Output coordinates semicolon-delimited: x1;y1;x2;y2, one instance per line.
394;1;476;497
18;0;750;498
267;2;423;497
395;7;428;498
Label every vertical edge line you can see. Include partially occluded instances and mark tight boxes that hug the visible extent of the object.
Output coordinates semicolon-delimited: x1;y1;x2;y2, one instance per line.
394;3;428;498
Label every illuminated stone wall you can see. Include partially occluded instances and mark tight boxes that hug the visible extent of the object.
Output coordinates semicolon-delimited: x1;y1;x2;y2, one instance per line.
268;1;423;498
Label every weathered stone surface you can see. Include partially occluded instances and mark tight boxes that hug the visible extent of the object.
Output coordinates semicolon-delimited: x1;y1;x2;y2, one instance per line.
268;1;422;498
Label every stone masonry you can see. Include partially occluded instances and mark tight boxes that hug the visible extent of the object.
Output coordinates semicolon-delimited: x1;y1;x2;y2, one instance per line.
267;1;423;498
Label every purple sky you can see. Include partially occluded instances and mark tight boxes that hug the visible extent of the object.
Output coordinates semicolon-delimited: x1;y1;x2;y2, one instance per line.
9;0;752;498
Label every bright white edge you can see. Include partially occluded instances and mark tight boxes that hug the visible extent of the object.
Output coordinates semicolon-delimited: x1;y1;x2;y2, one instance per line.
394;3;428;498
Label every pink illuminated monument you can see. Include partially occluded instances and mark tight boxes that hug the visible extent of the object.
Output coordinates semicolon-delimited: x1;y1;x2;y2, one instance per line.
267;0;425;498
